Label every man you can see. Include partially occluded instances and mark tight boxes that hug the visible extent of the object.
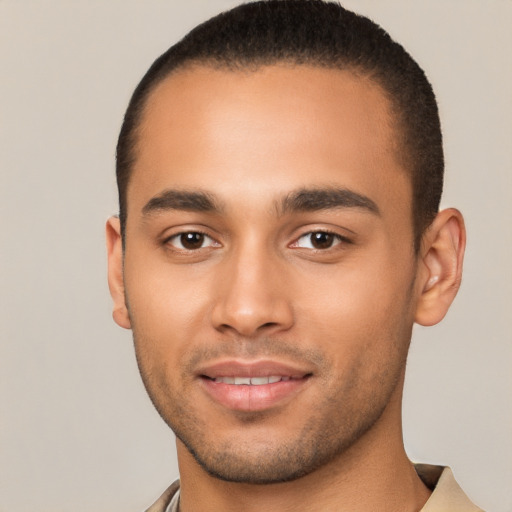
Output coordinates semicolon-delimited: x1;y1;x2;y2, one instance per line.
106;1;480;510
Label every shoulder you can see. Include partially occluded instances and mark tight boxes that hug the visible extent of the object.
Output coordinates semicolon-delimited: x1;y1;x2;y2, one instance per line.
144;480;180;512
144;469;484;512
416;464;484;512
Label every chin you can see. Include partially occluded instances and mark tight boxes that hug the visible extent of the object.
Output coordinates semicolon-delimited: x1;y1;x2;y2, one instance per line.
182;438;328;484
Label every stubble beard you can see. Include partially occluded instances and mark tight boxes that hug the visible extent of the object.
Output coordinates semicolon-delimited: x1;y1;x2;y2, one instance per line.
170;393;395;485
133;335;408;485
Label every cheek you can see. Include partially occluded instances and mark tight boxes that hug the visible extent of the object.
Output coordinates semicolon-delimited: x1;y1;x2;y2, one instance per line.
295;254;415;363
125;253;210;324
301;259;411;321
125;269;209;414
124;257;215;374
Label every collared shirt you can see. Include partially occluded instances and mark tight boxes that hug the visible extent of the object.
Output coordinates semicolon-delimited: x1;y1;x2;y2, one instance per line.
415;465;483;512
145;465;483;512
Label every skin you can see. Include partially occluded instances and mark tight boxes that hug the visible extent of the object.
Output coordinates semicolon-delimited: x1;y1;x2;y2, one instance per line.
107;65;465;512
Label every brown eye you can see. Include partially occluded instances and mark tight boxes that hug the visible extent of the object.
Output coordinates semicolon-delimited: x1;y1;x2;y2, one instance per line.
168;232;217;250
310;232;335;249
295;231;342;250
180;232;205;249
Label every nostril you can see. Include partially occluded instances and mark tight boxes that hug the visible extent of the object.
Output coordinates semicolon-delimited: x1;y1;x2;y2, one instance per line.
218;321;278;331
260;322;279;330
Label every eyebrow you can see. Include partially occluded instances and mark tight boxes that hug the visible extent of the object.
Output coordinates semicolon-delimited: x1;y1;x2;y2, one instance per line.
141;186;379;218
142;189;223;215
278;187;380;216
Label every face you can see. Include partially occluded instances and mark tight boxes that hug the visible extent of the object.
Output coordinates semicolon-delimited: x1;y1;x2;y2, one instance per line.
117;65;422;483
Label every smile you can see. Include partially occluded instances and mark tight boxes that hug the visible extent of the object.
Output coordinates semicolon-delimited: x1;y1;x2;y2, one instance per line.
197;360;312;412
212;376;293;385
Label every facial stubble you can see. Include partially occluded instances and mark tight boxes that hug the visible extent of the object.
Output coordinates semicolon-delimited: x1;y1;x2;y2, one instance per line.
131;331;410;485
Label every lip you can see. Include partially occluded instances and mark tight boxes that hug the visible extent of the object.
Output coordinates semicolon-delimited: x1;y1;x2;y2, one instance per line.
197;359;312;412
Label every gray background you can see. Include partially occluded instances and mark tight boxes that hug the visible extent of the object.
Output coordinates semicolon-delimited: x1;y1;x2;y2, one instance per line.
1;1;511;511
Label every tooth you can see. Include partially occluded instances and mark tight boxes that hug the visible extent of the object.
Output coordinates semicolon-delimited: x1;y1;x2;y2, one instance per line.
250;377;269;385
213;376;289;385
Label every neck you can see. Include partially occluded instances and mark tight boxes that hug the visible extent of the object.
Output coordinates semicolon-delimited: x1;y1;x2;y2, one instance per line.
176;379;431;512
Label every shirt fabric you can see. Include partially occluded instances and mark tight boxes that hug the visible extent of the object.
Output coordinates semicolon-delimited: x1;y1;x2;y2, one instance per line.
144;464;483;512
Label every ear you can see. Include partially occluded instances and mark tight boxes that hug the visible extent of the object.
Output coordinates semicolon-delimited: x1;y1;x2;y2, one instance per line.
414;208;466;326
106;217;131;329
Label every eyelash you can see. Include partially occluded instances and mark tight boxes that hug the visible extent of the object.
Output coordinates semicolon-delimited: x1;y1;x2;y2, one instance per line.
163;228;351;253
164;230;219;251
291;230;352;251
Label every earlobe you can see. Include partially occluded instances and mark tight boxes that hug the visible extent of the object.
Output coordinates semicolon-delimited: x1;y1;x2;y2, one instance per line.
414;208;466;326
106;217;132;329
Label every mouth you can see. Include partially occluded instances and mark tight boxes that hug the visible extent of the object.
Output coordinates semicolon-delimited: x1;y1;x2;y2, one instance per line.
197;360;312;412
208;375;297;385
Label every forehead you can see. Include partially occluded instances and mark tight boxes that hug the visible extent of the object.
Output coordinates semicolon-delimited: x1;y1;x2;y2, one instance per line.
129;64;409;218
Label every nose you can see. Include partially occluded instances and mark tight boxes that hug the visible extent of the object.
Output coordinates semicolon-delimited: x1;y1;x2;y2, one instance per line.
210;247;294;338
